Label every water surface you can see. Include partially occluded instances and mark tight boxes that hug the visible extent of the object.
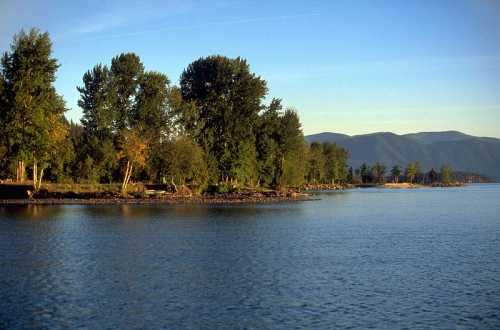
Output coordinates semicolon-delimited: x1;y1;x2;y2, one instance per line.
1;185;499;329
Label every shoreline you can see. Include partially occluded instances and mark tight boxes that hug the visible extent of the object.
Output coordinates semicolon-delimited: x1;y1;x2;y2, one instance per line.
0;182;471;206
0;195;315;206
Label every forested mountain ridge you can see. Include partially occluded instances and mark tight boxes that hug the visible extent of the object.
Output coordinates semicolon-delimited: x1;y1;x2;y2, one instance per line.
306;131;500;181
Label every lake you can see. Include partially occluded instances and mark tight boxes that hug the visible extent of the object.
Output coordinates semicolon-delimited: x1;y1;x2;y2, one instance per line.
1;185;499;329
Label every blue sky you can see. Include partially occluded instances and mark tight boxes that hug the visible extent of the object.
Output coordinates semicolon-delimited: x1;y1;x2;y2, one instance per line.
1;0;500;137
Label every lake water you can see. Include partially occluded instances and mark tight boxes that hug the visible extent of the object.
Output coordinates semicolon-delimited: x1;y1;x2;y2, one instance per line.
1;185;499;329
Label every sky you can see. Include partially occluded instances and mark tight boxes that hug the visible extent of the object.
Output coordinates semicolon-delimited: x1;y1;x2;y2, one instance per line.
1;0;500;137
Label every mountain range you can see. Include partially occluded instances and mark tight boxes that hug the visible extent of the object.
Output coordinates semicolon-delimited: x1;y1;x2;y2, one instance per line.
305;131;500;181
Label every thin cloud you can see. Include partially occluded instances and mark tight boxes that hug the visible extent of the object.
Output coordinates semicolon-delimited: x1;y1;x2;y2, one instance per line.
66;13;321;42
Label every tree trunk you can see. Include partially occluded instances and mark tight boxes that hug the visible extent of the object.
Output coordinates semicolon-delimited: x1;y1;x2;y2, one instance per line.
35;168;44;191
17;160;26;182
33;161;37;189
171;177;177;193
122;161;132;194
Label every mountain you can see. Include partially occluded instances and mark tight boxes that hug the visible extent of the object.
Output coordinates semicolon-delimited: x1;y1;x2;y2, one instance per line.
305;131;500;181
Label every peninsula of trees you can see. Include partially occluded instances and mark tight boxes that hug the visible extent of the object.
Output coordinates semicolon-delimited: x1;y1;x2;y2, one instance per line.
0;28;350;197
0;29;459;200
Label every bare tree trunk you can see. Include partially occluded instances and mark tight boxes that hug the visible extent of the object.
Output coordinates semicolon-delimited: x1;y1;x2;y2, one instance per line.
125;164;133;189
33;161;37;189
122;161;131;193
171;177;177;193
35;168;44;191
17;160;26;182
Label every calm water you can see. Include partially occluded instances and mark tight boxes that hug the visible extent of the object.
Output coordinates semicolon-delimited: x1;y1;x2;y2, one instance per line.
1;185;499;329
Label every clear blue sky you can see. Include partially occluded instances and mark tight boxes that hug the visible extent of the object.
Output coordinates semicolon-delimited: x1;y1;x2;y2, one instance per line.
1;0;500;137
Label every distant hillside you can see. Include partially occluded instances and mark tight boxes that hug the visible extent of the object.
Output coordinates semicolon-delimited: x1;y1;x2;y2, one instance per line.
306;131;500;181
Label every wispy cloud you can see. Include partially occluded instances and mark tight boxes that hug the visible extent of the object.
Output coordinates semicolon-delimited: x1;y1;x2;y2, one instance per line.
64;13;321;42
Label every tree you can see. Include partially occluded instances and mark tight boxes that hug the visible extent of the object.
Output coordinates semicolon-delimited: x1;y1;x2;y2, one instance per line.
118;129;148;194
347;166;354;183
359;163;371;183
277;109;306;187
428;168;438;184
440;165;453;185
323;142;348;185
414;161;422;184
371;162;386;184
307;142;325;183
132;71;172;141
390;165;401;183
110;53;144;132
405;162;417;184
77;64;117;183
180;55;267;185
255;98;282;187
156;137;208;192
1;28;67;189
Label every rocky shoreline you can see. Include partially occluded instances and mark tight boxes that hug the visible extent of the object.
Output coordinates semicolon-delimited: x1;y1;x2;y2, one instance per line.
0;189;314;205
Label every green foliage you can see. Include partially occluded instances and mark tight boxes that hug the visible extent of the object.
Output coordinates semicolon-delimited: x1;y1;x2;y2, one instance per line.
322;142;348;184
179;55;267;185
278;109;307;187
110;53;144;132
307;142;325;183
371;162;386;184
0;28;67;184
133;71;172;140
153;137;208;189
256;98;282;187
405;162;417;183
359;163;372;183
440;165;453;185
0;29;322;192
390;165;402;183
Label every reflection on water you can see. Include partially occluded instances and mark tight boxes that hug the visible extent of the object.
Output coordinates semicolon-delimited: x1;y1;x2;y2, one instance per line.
1;185;499;329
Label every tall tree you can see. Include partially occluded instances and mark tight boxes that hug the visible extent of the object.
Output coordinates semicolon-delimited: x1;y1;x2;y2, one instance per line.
1;28;66;188
180;55;267;185
109;53;144;132
255;98;282;187
77;64;117;182
132;71;172;140
277;109;307;187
